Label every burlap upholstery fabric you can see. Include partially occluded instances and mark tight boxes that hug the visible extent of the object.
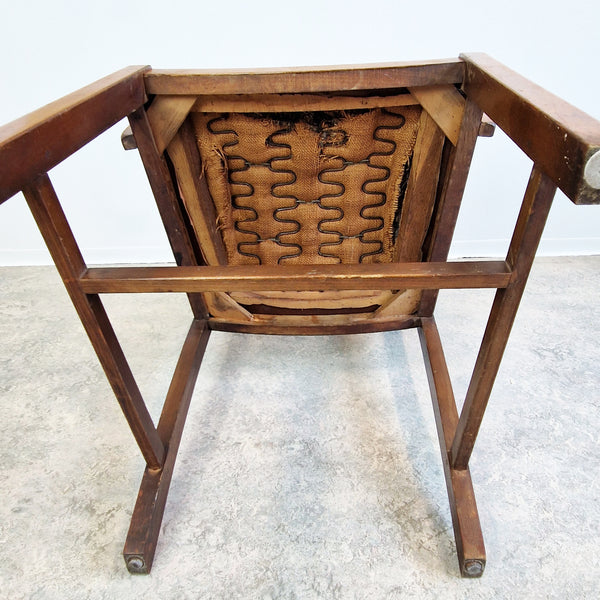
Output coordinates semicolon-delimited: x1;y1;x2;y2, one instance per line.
193;107;421;266
192;107;422;311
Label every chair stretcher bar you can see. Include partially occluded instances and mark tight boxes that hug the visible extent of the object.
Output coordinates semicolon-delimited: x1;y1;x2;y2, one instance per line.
79;261;512;294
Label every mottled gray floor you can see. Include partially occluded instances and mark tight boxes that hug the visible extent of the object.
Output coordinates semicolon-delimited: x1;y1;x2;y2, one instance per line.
0;257;599;599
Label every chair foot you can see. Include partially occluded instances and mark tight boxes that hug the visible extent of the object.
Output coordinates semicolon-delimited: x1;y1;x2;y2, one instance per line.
418;320;487;575
461;558;486;578
124;554;149;574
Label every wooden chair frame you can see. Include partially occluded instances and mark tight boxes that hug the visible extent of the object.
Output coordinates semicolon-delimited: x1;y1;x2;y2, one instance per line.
1;54;599;577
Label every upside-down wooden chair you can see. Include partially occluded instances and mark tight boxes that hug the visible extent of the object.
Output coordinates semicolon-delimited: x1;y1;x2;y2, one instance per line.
1;54;599;577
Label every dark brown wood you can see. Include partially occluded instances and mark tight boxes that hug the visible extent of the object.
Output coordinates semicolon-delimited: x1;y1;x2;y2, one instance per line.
0;66;149;204
127;106;209;319
165;119;228;265
124;319;210;573
79;260;512;294
121;125;137;150
144;59;465;95
22;174;165;469
450;166;556;469
478;116;495;137
460;53;600;205
419;97;484;316
394;111;446;262
418;317;486;577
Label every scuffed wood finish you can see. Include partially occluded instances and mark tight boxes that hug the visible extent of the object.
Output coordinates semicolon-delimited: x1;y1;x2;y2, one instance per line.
450;166;556;469
144;59;465;95
192;92;418;113
3;57;599;576
127;106;208;319
395;110;446;262
22;174;165;469
409;85;466;145
203;291;254;323
210;314;421;336
165;120;228;265
419;97;483;316
124;319;210;573
146;94;197;154
0;66;149;204
460;52;600;204
419;318;486;577
79;260;512;294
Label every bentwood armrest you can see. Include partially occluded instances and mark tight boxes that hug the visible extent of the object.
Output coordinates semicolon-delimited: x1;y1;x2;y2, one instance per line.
0;65;149;204
460;53;600;205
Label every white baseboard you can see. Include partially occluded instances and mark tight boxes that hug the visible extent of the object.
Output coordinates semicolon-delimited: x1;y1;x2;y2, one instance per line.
1;239;600;266
449;238;600;259
0;246;173;266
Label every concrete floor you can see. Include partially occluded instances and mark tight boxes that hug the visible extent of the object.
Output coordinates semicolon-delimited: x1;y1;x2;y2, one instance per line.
0;257;599;599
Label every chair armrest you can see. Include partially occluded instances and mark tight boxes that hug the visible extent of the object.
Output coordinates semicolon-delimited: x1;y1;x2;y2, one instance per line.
0;65;150;204
460;53;600;205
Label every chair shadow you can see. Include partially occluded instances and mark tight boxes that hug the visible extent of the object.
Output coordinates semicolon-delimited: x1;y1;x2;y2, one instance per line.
162;327;458;579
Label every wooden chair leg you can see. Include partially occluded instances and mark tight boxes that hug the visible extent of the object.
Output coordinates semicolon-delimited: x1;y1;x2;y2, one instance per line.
450;166;556;469
416;166;556;576
23;174;165;468
419;317;486;577
124;319;210;573
23;173;210;573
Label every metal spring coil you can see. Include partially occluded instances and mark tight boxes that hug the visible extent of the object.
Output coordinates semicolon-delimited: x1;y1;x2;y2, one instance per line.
207;109;408;264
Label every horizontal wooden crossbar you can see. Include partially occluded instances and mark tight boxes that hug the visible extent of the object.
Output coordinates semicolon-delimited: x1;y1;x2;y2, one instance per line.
80;261;511;294
144;59;465;95
191;92;419;114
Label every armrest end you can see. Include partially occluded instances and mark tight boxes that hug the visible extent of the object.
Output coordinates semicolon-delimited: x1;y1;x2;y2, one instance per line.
460;53;600;205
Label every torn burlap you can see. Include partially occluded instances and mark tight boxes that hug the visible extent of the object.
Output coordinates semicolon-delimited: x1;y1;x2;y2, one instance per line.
192;107;422;310
193;107;421;264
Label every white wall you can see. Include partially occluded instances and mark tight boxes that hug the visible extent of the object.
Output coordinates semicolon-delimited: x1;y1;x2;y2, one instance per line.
1;0;599;265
